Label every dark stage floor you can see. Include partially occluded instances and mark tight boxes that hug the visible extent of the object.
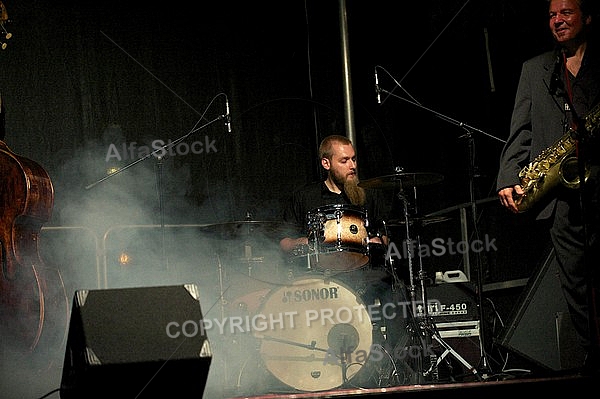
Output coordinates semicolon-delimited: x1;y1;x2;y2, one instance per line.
201;342;593;399
220;372;593;399
1;340;594;399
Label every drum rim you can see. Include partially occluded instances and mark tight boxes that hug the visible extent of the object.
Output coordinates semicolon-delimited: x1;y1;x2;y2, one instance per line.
308;203;366;213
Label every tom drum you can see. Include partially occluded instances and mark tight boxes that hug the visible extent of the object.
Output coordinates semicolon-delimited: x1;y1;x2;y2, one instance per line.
305;204;369;272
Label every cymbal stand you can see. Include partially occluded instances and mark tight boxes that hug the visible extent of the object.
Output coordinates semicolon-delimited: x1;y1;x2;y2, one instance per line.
377;71;502;377
463;131;492;376
392;184;431;382
215;253;233;392
395;184;482;383
396;186;418;317
413;251;482;381
411;203;481;381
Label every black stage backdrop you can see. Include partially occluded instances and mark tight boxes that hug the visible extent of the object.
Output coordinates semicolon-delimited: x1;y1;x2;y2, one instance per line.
0;0;551;225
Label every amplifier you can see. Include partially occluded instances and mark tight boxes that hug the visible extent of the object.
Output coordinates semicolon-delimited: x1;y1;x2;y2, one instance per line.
436;320;480;339
415;282;479;324
434;320;482;378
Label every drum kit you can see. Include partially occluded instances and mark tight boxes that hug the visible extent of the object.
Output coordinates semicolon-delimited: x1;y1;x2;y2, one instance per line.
199;171;478;396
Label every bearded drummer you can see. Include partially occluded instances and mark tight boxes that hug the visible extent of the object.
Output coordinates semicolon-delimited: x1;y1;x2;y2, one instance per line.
278;134;413;381
279;134;391;260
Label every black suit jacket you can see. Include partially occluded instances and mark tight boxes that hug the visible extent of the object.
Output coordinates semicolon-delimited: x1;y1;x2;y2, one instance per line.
497;49;577;219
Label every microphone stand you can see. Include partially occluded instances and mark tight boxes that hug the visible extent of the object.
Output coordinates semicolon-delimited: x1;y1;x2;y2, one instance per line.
85;115;226;190
378;84;504;377
379;87;505;146
155;155;167;268
84;113;227;270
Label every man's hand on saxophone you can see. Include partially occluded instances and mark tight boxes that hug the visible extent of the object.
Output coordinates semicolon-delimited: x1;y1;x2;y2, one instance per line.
498;185;524;214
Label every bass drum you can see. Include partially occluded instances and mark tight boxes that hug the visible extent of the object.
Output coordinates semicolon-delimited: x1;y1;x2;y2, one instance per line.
256;278;374;392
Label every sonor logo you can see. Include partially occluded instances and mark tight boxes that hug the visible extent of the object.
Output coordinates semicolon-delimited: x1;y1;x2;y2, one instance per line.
281;286;340;303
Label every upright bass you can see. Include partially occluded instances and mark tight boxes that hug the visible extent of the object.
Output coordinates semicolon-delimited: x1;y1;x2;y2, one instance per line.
0;139;67;354
0;2;68;355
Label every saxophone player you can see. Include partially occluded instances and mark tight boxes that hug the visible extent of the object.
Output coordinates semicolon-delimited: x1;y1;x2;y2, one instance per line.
497;0;600;374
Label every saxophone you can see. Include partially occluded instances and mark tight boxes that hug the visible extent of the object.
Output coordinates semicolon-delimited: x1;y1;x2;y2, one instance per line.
516;102;600;212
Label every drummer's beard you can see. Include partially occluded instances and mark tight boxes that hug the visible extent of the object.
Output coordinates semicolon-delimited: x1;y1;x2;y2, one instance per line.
344;176;366;206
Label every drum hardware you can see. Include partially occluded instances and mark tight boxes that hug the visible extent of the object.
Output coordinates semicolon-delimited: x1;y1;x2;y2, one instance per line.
406;217;481;381
358;168;440;320
364;169;481;383
238;240;272;278
202;216;294;287
259;334;328;352
386;215;452;228
389;180;423;317
216;254;228;317
380;76;504;376
214;253;235;390
306;209;325;271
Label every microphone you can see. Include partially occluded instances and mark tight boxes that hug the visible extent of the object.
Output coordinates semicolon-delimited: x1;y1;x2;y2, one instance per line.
224;96;232;132
374;67;381;104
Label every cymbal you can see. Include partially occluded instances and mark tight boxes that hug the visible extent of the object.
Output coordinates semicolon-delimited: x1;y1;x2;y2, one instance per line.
386;215;452;227
199;220;300;238
358;172;444;189
424;196;498;217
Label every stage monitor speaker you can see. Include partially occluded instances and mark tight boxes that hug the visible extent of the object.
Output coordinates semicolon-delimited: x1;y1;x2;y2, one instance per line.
497;249;585;371
60;284;212;399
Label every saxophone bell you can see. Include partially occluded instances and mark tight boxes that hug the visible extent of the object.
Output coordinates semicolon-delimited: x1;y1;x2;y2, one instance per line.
559;155;590;189
515;101;600;213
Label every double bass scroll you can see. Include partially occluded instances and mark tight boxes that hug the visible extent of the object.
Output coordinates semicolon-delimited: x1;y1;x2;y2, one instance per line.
0;1;11;50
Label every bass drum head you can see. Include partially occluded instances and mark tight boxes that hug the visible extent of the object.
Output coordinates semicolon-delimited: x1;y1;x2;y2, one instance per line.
256;278;373;392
